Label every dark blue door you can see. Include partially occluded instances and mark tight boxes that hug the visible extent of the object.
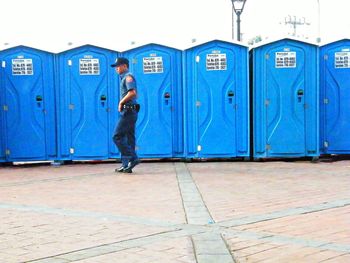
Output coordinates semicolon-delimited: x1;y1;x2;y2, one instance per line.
265;48;306;155
67;53;109;158
130;51;173;156
2;52;46;159
195;48;236;156
324;47;350;151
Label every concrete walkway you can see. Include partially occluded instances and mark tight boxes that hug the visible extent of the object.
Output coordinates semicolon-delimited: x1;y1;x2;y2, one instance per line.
0;160;349;262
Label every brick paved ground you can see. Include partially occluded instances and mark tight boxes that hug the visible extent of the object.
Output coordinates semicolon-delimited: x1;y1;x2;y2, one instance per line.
0;160;349;262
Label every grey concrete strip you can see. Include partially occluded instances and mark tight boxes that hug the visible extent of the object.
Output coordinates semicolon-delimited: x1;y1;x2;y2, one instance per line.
192;233;235;263
218;198;350;228
23;259;70;263
0;202;178;228
223;228;350;253
0;172;114;188
175;163;235;263
27;229;194;263
174;163;213;225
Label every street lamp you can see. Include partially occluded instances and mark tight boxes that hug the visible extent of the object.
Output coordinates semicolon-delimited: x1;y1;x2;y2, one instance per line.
316;0;321;43
230;1;234;40
231;0;247;41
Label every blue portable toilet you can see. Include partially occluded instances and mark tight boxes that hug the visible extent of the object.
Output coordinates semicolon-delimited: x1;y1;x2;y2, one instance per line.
57;45;119;160
0;46;57;162
251;38;319;159
122;43;184;158
184;39;249;158
320;39;350;154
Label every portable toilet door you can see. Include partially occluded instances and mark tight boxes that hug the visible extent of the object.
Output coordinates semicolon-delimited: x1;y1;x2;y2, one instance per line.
184;40;249;158
320;39;350;154
0;46;56;161
123;43;183;158
251;38;319;159
0;63;5;162
57;45;119;160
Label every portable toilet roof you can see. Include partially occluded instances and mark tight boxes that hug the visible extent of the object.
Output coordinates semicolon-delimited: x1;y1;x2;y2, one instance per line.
320;38;350;47
0;41;82;53
119;41;182;53
0;43;54;54
55;43;118;54
319;34;350;46
0;40;121;54
250;36;319;50
183;38;248;51
0;42;22;51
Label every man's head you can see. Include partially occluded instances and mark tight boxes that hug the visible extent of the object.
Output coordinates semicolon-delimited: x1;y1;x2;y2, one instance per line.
111;57;129;75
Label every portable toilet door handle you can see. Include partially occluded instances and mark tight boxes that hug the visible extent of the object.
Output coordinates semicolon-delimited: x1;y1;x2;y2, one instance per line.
164;92;171;106
36;95;43;108
227;90;234;104
100;95;107;107
297;89;304;103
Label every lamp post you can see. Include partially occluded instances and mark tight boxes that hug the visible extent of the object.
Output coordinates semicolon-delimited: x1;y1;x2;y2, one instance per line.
316;0;321;43
231;0;247;41
231;1;234;40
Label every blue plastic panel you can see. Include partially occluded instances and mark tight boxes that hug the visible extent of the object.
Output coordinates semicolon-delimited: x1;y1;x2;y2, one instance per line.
0;46;56;161
252;39;319;158
320;39;350;154
0;61;4;162
57;45;119;160
184;40;249;158
123;44;184;158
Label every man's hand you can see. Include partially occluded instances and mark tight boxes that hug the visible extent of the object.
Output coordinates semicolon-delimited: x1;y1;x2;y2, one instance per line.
118;102;123;112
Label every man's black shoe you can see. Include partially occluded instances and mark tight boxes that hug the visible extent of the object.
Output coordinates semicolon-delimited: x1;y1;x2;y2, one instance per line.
124;159;140;173
115;166;126;173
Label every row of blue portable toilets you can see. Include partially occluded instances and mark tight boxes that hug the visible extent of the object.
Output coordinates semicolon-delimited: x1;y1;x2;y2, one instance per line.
0;38;349;163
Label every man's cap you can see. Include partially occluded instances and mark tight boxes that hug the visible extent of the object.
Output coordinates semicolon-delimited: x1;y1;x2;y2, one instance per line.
111;57;129;68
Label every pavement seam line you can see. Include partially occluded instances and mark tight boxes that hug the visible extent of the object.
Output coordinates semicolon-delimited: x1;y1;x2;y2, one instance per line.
24;229;185;262
223;228;350;253
218;198;350;228
0;172;116;188
0;202;178;228
26;227;216;262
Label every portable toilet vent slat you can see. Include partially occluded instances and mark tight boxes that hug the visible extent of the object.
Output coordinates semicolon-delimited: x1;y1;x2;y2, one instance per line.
251;38;319;159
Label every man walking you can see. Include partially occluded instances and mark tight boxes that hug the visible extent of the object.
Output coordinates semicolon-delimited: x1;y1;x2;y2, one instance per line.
111;57;140;173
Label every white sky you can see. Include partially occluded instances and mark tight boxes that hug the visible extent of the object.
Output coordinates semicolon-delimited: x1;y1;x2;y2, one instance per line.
1;0;350;51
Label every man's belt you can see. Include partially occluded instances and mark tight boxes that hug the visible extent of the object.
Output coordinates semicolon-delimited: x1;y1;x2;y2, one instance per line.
123;104;140;112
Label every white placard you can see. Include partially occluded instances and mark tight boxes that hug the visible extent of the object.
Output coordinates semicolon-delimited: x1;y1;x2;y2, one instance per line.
79;58;100;75
12;59;33;75
275;52;296;68
335;52;350;68
143;56;163;74
206;53;227;71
